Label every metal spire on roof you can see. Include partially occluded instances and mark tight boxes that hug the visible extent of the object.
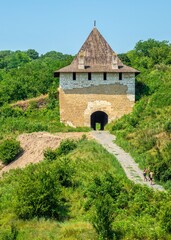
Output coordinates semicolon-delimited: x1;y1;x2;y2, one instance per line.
94;20;96;28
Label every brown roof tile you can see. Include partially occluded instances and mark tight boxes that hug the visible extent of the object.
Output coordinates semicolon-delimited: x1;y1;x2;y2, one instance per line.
55;27;139;74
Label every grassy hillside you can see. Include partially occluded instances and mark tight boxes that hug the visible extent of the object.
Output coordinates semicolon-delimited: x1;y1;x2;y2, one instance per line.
0;138;171;240
0;99;89;141
110;39;171;190
0;41;171;239
0;50;88;142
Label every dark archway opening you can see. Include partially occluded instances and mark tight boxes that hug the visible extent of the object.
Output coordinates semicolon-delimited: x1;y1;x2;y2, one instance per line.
91;111;108;130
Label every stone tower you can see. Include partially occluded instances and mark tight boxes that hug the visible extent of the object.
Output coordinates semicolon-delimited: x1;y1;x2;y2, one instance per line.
54;27;139;130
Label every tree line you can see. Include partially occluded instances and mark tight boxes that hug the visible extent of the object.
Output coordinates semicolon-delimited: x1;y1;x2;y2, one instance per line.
0;50;73;105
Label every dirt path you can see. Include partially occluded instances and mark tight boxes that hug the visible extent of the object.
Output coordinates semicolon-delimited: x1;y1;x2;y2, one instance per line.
0;132;90;176
91;131;164;191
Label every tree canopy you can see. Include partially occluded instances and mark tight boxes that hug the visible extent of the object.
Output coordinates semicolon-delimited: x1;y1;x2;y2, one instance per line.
0;50;73;105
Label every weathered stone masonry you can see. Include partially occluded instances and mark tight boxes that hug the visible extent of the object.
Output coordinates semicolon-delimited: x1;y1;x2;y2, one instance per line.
59;72;135;127
55;27;139;129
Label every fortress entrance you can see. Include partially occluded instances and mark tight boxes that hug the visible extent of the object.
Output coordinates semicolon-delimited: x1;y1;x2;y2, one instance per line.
91;111;108;130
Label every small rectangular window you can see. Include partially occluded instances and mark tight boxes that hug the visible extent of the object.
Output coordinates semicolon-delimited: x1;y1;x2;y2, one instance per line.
88;72;91;80
73;72;76;80
119;72;122;80
103;72;107;80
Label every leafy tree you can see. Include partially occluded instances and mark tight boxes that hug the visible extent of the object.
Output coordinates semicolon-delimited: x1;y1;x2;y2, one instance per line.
118;53;131;65
0;50;73;104
26;49;39;60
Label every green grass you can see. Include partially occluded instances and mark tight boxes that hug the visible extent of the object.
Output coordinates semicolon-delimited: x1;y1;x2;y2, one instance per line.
108;102;171;190
0;102;90;141
0;139;124;239
0;138;171;239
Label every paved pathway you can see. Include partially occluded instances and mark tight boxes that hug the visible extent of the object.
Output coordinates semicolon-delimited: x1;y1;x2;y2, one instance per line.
91;131;164;191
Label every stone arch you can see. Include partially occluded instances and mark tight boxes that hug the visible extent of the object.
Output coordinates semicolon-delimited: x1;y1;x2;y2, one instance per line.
91;111;108;130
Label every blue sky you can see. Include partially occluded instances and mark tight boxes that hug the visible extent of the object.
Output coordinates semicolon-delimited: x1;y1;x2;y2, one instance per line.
1;0;171;55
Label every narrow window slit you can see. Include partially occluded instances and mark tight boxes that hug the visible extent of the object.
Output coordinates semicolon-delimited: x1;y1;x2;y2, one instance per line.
73;72;76;80
103;72;107;80
88;72;91;80
119;73;122;80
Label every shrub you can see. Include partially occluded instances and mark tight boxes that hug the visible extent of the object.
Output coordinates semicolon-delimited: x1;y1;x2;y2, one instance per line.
44;139;78;161
44;148;57;161
92;194;115;240
47;85;58;109
29;100;38;110
56;139;77;156
85;173;122;239
159;201;171;233
15;163;69;220
55;157;75;187
0;139;22;164
0;224;18;240
0;104;15;118
164;120;171;133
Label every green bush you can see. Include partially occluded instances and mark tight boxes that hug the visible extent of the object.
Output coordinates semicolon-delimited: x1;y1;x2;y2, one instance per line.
159;201;171;233
0;104;15;118
0;139;22;164
85;173;122;239
164;120;171;133
44;139;78;161
44;148;57;161
0;224;18;240
56;139;77;156
15;163;69;220
92;194;115;240
55;157;75;187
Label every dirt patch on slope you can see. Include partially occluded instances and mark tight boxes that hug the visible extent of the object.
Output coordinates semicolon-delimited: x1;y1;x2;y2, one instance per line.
0;132;90;176
11;94;48;110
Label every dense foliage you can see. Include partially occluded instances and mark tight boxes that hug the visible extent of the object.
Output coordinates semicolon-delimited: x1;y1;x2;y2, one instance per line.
0;138;171;239
0;139;22;164
44;139;78;161
0;50;73;105
0;49;89;141
15;161;69;220
0;99;89;141
112;39;171;190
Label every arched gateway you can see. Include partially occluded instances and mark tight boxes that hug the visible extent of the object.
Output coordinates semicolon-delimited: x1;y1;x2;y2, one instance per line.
91;111;108;130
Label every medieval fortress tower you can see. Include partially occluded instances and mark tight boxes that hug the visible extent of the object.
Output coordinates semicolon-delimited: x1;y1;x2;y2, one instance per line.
54;27;139;130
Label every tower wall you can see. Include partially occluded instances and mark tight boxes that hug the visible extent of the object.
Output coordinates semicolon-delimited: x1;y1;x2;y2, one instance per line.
59;73;135;127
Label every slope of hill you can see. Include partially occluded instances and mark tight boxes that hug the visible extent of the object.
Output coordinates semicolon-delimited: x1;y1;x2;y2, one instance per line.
0;131;91;175
111;39;171;190
0;137;171;239
0;41;171;239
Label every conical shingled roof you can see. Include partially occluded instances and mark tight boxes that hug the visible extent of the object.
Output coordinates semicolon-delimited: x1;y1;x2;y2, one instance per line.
55;27;139;73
